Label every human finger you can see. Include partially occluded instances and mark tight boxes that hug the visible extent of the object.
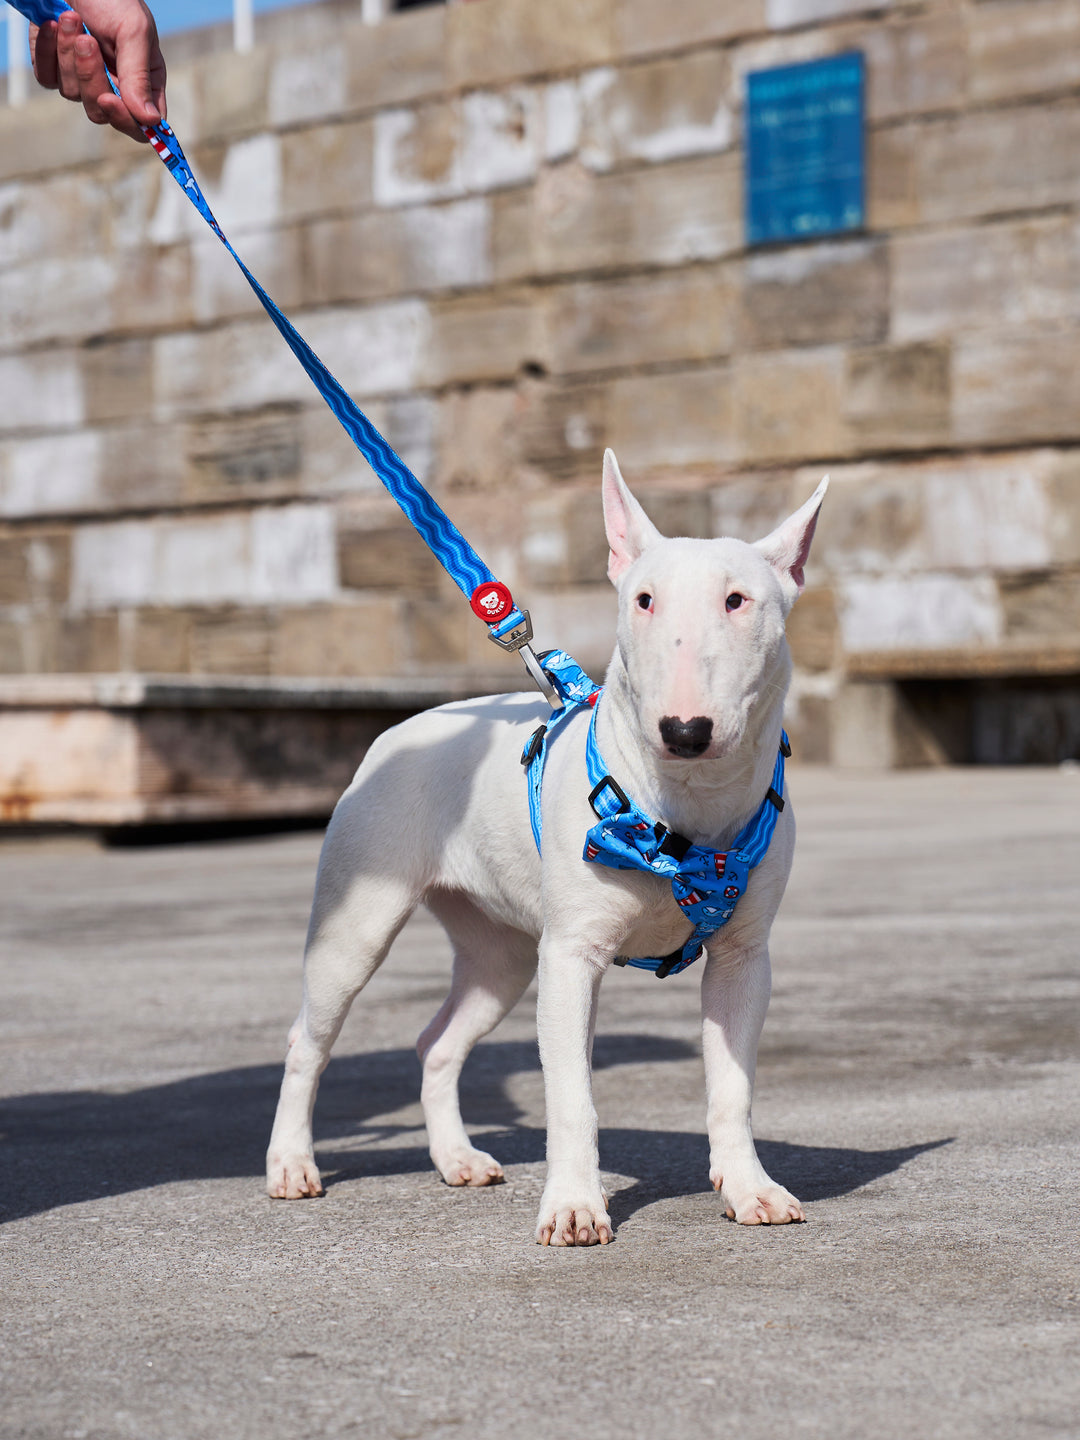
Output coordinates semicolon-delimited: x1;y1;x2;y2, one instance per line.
30;21;60;90
73;32;113;126
112;10;163;126
96;90;151;142
55;9;85;103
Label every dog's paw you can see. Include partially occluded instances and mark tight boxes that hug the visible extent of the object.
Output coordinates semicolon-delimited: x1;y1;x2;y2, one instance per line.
266;1153;324;1200
711;1171;804;1225
535;1194;613;1247
433;1145;505;1188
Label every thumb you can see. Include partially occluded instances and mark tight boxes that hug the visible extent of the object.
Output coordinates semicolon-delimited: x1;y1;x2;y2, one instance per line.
113;18;162;125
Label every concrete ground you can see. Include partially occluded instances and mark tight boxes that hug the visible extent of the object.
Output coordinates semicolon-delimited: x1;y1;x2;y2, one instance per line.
1;766;1077;1440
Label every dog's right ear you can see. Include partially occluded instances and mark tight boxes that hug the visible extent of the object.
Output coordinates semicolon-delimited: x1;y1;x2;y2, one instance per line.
602;449;662;583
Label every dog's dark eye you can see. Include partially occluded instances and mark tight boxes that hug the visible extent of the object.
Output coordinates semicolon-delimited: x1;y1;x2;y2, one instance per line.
636;592;654;612
726;593;745;612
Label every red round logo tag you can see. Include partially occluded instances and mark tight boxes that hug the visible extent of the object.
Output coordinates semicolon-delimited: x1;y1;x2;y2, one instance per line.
469;581;514;623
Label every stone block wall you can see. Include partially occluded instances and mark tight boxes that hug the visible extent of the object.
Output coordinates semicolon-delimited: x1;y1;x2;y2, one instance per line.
2;0;1079;760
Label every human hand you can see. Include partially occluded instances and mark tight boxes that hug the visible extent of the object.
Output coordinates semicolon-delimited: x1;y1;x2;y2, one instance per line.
29;1;166;143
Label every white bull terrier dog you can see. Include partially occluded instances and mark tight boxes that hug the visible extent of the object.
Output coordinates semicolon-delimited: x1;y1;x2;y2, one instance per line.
267;451;828;1245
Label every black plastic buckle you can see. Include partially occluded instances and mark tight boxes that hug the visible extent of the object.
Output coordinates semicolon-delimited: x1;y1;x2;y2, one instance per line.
588;774;630;817
654;824;693;862
654;944;702;979
766;786;785;812
521;723;547;768
780;736;792;758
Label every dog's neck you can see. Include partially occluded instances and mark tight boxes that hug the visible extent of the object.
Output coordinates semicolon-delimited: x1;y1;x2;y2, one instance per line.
595;647;790;849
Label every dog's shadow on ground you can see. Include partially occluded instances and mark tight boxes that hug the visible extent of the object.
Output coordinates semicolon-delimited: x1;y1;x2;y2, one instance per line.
0;1035;949;1227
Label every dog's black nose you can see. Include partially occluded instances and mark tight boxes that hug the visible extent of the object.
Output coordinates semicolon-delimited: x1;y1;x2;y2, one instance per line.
659;715;713;758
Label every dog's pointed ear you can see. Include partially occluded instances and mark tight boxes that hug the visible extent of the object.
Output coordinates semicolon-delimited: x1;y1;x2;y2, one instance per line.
602;449;662;583
754;475;829;609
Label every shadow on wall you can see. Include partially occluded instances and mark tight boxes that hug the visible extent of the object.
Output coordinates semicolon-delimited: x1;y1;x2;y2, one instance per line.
0;1034;949;1227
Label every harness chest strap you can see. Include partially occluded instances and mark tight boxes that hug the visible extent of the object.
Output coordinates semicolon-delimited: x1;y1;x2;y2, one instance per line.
521;653;789;979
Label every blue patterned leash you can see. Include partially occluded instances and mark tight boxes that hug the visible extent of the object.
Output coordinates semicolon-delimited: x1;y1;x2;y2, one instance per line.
7;0;558;704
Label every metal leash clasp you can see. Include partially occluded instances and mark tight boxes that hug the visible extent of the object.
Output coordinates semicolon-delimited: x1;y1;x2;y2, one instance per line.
487;610;560;709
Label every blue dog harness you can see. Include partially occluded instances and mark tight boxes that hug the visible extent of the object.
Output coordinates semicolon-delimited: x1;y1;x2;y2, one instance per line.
522;654;789;979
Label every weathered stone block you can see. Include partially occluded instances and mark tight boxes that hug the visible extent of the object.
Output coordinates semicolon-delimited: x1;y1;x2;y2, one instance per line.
910;103;1080;226
0;172;109;269
0;538;29;605
187;133;282;237
952;334;1080;447
810;461;925;574
515;378;609;478
844;343;951;453
109;243;194;335
521;488;608;586
493;153;741;281
338;516;440;593
838;573;1003;653
345;4;447;111
422;294;547;387
133;607;193;673
891;217;1080;344
101;423;188;513
153;300;429;417
182;409;303;506
1044;451;1080;564
525;586;617;675
446;0;618;90
68;505;337;612
738;238;888;350
195;46;271;143
578;51;732;172
305;197;491;306
733;349;848;464
272;599;403;677
433;388;520;495
609;368;736;470
268;43;347;128
767;0;894;27
53;612;122;673
403;597;472;668
0;351;83;434
616;0;765;58
374;102;464;207
461;89;543;193
0;92;107;183
544;269;736;375
999;569;1080;639
711;471;798;544
192;225;305;324
0;254;115;349
191;608;274;676
0;431;103;518
865;123;919;230
970;0;1080;106
786;585;839;672
83;339;155;427
280;118;374;223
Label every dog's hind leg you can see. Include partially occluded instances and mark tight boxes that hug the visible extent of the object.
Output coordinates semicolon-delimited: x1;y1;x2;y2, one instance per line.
266;835;422;1201
418;892;537;1187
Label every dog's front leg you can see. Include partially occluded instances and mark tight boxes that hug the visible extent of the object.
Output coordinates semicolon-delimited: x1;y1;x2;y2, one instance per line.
701;944;805;1226
534;932;612;1246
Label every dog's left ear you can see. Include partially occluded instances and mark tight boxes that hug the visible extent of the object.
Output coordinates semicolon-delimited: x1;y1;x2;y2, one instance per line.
754;476;829;610
602;449;662;583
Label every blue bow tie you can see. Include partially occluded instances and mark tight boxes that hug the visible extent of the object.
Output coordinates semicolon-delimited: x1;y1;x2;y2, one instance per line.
522;652;788;978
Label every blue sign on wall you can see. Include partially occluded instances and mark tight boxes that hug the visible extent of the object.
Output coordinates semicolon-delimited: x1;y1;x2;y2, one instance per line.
745;52;865;248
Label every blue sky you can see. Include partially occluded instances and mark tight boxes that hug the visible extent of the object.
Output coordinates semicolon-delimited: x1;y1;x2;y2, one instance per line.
3;0;322;70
